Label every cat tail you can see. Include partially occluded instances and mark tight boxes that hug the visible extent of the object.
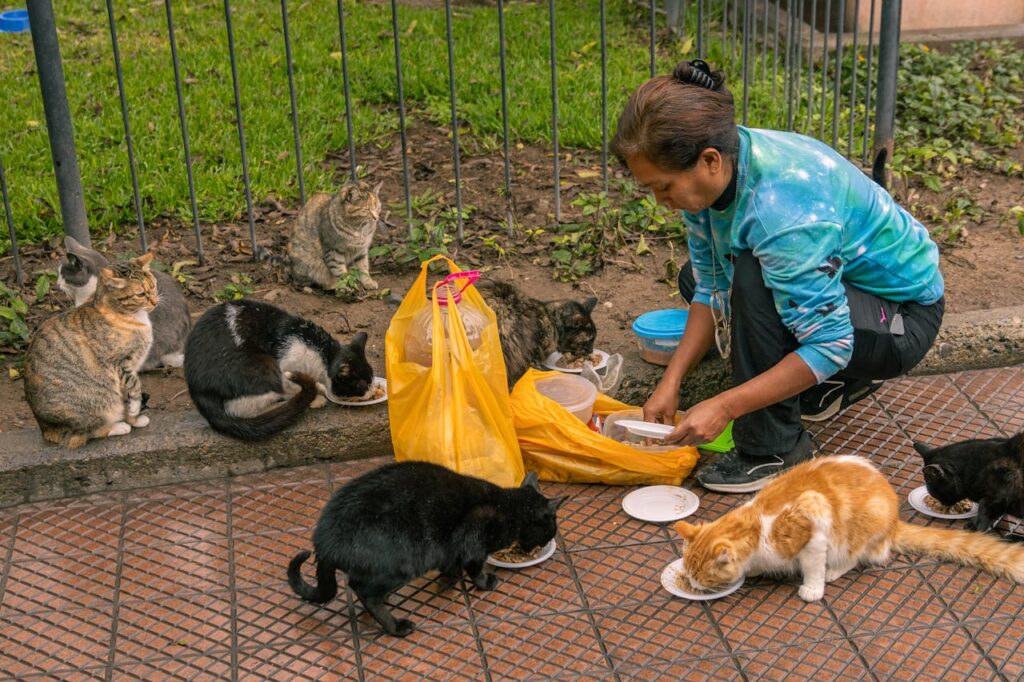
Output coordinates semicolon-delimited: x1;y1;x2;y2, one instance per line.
255;245;287;266
287;550;339;603
894;522;1024;583
195;372;318;441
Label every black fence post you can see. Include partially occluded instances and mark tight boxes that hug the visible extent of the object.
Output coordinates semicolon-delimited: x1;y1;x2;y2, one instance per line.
872;0;901;188
27;0;90;246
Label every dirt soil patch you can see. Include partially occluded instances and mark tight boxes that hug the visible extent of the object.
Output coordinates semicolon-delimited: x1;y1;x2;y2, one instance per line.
2;124;1023;433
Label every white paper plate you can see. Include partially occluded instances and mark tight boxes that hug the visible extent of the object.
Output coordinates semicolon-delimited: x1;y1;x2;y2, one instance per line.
328;377;388;407
487;539;557;569
661;558;744;600
542;349;609;374
621;486;699;523
908;485;978;520
615;419;675;440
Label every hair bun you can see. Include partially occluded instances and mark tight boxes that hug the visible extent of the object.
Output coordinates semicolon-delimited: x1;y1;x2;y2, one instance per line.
672;59;724;91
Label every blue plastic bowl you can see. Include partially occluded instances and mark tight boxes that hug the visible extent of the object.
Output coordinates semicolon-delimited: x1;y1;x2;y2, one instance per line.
0;9;29;34
632;309;688;365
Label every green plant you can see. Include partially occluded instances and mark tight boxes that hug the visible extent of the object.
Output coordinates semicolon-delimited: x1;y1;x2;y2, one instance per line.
0;282;31;351
214;273;254;302
1009;206;1024;236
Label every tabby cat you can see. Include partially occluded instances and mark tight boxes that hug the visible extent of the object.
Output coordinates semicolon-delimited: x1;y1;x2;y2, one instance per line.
58;236;191;371
477;279;598;387
266;180;383;291
288;462;564;637
674;456;1024;601
183;299;373;440
914;433;1024;534
24;253;158;448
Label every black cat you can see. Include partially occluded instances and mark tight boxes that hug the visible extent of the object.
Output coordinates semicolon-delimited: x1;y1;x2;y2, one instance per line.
478;279;598;388
914;432;1024;533
288;462;564;637
184;299;373;440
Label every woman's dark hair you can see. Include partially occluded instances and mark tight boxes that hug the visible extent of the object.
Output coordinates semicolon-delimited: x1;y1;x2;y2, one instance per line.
611;60;739;171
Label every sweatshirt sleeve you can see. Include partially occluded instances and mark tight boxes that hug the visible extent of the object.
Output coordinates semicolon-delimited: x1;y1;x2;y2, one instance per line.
752;221;854;382
684;211;732;313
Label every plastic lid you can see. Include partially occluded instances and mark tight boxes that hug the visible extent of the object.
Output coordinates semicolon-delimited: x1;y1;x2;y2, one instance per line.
632;309;688;339
535;374;597;413
430;270;480;306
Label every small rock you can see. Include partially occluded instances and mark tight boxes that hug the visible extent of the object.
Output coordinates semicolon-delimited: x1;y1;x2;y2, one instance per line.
603;301;613;308
937;342;953;358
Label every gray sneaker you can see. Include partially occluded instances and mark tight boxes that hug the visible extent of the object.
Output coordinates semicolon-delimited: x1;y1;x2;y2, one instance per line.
696;431;815;493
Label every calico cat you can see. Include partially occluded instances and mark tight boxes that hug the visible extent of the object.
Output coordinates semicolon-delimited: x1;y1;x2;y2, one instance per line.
183;299;373;440
288;462;564;637
477;279;598;387
24;253;158;448
914;433;1024;534
264;179;382;291
674;456;1024;602
59;236;191;371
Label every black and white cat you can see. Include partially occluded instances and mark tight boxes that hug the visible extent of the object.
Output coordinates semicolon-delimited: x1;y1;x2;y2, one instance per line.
289;461;564;637
184;299;373;440
59;236;191;371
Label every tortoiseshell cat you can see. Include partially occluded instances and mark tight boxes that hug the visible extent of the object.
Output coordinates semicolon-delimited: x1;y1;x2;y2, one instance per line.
263;179;383;291
674;456;1024;601
289;462;564;637
58;236;191;371
477;279;598;387
914;433;1024;534
184;299;373;440
24;253;158;448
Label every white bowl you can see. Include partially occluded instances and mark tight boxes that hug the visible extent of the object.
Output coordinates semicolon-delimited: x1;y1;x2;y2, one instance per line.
486;539;557;569
661;558;744;600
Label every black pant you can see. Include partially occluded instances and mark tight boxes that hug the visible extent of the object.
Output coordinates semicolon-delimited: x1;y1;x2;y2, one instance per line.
678;252;944;456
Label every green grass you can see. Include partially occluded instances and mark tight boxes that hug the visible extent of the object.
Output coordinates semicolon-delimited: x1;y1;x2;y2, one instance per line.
1;1;1020;256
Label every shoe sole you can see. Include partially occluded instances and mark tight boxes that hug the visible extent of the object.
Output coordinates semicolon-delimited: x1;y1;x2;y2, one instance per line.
800;397;841;422
696;473;778;494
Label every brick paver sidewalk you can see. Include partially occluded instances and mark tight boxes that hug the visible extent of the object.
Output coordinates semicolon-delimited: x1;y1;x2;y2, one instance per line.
1;366;1022;680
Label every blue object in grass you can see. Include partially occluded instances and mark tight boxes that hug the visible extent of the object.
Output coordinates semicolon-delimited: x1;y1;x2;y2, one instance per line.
0;9;29;33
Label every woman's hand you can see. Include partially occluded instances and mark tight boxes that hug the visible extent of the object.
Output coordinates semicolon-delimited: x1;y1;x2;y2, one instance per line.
643;380;680;425
665;396;732;446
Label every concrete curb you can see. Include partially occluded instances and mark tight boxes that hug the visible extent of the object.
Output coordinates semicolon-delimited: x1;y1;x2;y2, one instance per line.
2;305;1022;508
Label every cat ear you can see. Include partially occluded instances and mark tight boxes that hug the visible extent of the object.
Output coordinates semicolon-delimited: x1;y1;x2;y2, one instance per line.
135;252;155;269
99;267;126;288
581;297;598;313
912;441;931;458
350;331;368;352
713;544;734;565
547;495;566;511
521;471;539;489
673;520;700;542
64;235;109;267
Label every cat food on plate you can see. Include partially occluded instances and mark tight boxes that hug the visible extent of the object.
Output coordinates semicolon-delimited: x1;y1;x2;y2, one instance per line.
542;349;609;373
331;377;388;406
661;558;744;601
487;539;557;568
907;485;978;519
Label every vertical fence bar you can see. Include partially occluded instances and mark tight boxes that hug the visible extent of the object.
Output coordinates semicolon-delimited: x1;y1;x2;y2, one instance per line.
336;0;357;182
862;0;877;164
600;0;609;192
649;0;656;78
497;0;513;234
741;0;751;125
0;160;21;287
872;0;901;188
389;0;413;224
281;0;306;205
784;0;794;129
772;0;780;104
27;0;89;247
831;0;845;149
731;0;738;63
223;0;257;253
164;0;204;263
848;0;860;157
805;0;815;133
760;0;769;82
696;0;704;57
819;0;832;141
548;0;561;222
721;0;729;64
105;0;146;252
443;0;464;241
793;0;805;131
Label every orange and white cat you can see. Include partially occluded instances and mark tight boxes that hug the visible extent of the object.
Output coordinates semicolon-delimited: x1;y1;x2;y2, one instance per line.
675;455;1024;601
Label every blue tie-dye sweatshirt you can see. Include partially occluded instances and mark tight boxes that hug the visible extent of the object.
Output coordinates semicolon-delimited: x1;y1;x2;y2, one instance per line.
684;127;944;383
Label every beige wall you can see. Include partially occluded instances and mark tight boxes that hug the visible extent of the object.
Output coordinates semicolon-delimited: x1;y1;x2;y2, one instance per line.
809;0;1024;33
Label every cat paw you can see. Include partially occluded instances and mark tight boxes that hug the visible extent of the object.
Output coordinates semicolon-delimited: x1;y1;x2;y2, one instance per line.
798;584;825;602
825;568;847;583
473;572;498;591
359;276;379;290
108;422;132;437
131;415;150;428
161;352;185;368
391;619;415;637
310;394;327;409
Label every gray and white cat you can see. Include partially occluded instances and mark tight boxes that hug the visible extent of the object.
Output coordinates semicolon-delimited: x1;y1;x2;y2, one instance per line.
266;180;382;291
59;236;191;371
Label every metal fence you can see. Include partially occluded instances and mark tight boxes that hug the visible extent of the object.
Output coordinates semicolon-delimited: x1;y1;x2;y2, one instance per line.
1;0;903;287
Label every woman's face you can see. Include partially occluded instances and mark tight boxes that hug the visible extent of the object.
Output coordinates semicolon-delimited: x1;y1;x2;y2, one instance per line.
626;150;730;214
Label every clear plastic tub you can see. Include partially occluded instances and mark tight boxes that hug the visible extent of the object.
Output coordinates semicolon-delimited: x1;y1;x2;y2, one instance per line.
602;409;685;452
535;374;598;423
632;309;688;366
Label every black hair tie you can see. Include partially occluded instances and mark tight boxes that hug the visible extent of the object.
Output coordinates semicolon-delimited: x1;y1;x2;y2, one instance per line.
682;59;715;90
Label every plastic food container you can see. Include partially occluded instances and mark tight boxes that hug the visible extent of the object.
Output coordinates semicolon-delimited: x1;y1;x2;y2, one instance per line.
632;309;688;366
404;271;486;367
602;409;684;452
0;10;29;33
535;374;598;423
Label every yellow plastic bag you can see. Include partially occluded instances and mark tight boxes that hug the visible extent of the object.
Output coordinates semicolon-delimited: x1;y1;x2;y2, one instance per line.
511;369;699;485
385;255;524;487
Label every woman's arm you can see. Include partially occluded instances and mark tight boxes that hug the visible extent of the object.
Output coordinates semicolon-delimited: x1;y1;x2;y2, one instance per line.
642;302;716;423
